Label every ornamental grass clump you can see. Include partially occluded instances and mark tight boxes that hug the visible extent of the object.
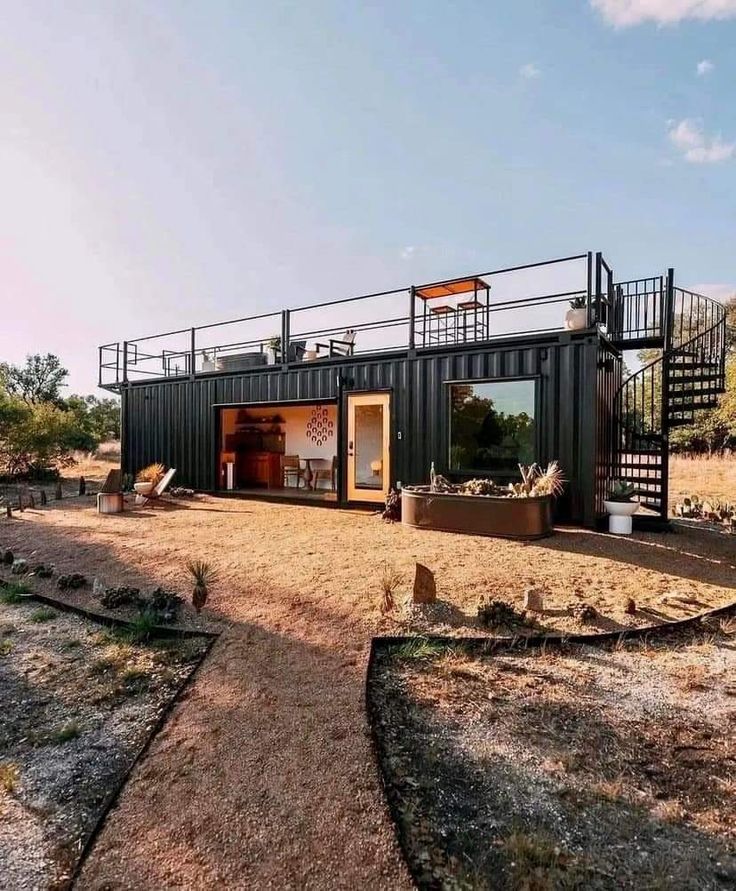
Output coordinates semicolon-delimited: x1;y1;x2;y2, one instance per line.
379;563;403;614
187;560;217;614
135;463;166;486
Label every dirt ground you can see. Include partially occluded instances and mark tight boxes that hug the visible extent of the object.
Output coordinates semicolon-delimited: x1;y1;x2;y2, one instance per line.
369;627;736;889
0;480;734;889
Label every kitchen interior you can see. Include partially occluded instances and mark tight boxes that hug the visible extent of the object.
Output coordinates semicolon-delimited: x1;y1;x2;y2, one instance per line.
218;403;339;500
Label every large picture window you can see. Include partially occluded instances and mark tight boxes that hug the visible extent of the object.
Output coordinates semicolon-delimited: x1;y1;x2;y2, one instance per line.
448;379;537;475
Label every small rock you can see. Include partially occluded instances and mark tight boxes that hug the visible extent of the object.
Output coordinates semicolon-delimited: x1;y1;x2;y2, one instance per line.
625;597;637;615
2;549;13;565
523;587;545;612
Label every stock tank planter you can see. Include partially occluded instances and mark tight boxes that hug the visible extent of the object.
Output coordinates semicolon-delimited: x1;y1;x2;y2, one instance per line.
401;487;553;540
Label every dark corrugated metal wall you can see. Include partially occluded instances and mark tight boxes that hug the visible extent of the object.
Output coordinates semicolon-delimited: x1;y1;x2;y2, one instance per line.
121;333;605;524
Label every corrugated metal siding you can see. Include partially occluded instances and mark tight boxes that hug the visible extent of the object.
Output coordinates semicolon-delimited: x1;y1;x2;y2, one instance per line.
121;333;605;524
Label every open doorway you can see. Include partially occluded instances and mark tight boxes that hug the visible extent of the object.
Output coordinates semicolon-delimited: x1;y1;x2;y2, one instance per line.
218;402;338;501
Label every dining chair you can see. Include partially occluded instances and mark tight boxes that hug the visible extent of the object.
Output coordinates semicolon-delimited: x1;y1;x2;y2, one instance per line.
312;456;337;491
282;454;303;489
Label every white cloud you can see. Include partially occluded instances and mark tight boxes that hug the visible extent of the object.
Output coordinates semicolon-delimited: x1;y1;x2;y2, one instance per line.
591;0;736;27
400;246;416;260
519;63;541;79
667;118;735;163
697;59;714;75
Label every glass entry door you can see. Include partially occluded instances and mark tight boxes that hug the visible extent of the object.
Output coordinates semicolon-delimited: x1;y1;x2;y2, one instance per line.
346;393;391;503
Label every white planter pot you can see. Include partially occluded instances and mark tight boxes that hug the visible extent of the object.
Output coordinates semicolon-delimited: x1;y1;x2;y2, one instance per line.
604;499;639;535
565;307;588;330
133;481;154;497
202;359;216;372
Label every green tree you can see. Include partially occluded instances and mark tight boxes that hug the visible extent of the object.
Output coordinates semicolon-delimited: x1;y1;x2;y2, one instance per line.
0;354;68;405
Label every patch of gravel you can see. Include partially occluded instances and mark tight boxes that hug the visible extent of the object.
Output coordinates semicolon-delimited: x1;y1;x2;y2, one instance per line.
369;625;736;889
0;597;209;890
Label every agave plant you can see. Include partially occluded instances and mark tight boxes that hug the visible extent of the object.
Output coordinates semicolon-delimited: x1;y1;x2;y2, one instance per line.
187;560;218;614
136;463;166;485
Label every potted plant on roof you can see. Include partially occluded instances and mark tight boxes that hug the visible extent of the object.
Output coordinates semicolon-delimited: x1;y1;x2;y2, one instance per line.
266;336;281;365
603;480;639;534
565;294;588;331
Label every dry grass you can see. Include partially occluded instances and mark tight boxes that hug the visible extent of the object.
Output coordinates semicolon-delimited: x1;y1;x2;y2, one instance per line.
669;454;736;507
0;452;733;888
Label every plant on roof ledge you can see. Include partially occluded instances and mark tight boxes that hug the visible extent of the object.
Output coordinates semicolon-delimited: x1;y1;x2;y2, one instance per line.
569;294;587;310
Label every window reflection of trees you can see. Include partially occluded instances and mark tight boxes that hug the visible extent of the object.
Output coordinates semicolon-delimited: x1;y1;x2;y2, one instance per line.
450;382;536;474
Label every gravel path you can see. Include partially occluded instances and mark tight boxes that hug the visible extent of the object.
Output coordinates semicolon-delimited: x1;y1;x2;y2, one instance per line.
1;495;734;888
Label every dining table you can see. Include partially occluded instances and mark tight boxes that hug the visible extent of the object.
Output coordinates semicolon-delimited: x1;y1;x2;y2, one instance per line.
301;457;329;490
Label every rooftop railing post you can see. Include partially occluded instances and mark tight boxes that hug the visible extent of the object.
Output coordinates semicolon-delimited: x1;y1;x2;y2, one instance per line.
122;341;129;385
281;309;290;367
98;346;103;389
586;252;593;327
594;251;603;328
408;286;416;354
190;327;196;379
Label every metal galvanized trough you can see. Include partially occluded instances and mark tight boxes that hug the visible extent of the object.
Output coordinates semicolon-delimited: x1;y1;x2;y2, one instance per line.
400;487;553;540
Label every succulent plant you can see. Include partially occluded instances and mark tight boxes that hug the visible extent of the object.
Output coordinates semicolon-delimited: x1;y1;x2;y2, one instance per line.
606;480;637;503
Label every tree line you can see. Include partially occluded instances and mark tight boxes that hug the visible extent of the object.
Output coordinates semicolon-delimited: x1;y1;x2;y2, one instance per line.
0;354;120;478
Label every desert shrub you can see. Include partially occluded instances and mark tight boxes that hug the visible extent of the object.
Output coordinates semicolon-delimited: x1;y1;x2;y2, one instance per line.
477;598;529;630
460;477;497;496
99;585;143;609
10;559;29;576
29;607;56;623
32;564;54;579
570;602;598;624
50;721;81;744
57;573;88;591
379;563;403;613
381;488;401;522
148;587;183;623
2;550;14;565
0;580;31;603
123;610;160;643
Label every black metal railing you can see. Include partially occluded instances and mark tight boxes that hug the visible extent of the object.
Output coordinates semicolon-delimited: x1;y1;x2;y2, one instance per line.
612;273;728;517
99;252;610;388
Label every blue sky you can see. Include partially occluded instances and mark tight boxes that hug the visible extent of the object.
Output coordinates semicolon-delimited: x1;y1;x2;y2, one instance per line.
1;0;734;392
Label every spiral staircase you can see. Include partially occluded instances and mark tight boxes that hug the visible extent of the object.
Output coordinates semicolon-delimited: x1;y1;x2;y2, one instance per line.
608;270;727;522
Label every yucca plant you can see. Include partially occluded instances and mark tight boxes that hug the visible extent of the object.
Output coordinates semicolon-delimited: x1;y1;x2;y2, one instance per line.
187;560;218;614
136;463;166;485
510;462;565;498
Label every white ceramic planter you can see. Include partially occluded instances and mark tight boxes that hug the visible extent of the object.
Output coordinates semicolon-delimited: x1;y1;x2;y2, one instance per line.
565;307;588;330
603;499;639;534
133;481;154;496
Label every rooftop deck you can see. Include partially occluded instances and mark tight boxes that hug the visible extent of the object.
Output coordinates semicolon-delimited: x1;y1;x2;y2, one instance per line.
99;251;666;389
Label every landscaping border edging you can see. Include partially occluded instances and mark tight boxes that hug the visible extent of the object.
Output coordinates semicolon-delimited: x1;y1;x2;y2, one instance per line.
364;598;736;891
67;625;221;889
16;589;220;640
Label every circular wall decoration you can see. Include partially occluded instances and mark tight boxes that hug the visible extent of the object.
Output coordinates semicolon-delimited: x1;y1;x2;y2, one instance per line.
307;407;334;444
